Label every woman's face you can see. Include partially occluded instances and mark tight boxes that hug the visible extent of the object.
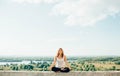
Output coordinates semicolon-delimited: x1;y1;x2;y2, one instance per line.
57;48;64;57
59;49;63;55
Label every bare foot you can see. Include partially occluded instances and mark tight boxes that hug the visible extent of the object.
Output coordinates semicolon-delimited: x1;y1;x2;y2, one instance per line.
61;67;64;70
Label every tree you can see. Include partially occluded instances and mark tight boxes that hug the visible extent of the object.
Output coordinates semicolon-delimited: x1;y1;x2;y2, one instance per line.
115;61;120;65
110;66;116;71
11;65;19;70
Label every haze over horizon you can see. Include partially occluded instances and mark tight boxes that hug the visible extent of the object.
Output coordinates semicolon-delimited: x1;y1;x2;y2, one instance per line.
0;0;120;56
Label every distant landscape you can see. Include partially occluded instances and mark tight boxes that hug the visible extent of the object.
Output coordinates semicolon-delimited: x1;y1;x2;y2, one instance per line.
0;56;120;71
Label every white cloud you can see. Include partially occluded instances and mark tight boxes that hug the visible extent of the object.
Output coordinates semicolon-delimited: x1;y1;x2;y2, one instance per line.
12;0;60;4
48;37;79;43
12;0;120;26
51;0;120;26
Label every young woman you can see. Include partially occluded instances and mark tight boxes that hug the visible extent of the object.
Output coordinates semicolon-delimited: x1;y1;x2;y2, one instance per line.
49;48;71;72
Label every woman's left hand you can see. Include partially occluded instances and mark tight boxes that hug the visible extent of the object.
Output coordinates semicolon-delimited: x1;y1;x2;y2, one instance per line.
69;67;71;70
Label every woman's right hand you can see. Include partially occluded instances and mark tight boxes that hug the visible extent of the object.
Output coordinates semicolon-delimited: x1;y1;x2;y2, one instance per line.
68;67;71;70
48;66;52;70
48;67;51;70
48;63;55;70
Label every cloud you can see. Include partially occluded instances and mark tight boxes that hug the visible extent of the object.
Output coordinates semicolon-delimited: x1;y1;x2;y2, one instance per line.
48;37;79;43
51;0;120;26
12;0;60;4
12;0;120;26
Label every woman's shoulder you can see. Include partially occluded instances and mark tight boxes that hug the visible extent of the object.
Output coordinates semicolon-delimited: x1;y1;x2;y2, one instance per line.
54;56;57;58
64;55;67;58
54;55;66;58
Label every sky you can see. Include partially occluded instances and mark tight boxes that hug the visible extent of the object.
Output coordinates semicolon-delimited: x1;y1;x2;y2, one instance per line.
0;0;120;56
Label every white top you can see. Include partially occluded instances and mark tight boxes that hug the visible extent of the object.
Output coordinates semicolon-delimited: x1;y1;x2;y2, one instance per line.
55;56;66;68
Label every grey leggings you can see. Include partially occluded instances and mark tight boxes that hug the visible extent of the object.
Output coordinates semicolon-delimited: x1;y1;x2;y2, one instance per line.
52;67;70;72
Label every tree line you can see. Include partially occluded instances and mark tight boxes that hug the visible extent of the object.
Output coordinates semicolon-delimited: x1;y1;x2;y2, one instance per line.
0;56;120;71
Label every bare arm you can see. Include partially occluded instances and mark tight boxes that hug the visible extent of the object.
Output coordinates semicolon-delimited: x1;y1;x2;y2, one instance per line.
64;55;71;69
49;56;57;70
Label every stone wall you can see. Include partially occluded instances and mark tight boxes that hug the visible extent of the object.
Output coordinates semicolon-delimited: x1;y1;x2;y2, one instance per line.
0;71;120;76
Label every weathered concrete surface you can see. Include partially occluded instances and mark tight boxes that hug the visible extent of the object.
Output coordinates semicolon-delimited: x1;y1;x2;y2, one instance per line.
0;71;120;76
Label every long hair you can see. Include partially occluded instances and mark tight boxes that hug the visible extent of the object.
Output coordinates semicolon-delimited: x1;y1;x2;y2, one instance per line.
57;48;64;58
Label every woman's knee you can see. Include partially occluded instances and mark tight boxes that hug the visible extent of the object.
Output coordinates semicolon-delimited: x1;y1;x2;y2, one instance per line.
52;67;61;72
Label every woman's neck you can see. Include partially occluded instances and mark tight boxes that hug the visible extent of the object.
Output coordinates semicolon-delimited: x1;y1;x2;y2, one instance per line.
58;55;63;58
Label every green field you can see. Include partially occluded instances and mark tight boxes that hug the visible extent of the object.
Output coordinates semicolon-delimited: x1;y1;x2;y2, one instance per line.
0;56;120;71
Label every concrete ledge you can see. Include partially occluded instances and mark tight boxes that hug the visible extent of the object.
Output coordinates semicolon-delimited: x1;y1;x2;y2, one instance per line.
0;71;120;76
